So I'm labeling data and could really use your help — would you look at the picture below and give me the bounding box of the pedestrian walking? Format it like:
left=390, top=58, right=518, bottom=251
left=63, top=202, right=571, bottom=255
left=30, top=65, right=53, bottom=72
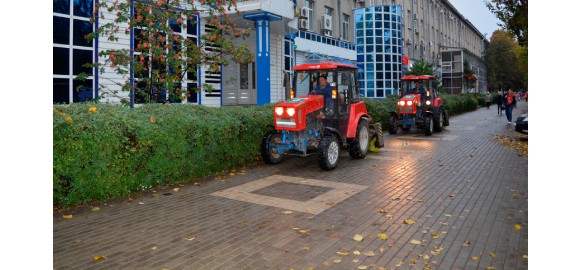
left=524, top=91, right=528, bottom=102
left=496, top=90, right=504, bottom=115
left=485, top=90, right=492, bottom=109
left=504, top=89, right=517, bottom=124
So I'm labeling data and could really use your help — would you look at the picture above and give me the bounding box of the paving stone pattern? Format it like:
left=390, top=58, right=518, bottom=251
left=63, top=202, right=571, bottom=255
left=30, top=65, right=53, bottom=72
left=54, top=102, right=528, bottom=270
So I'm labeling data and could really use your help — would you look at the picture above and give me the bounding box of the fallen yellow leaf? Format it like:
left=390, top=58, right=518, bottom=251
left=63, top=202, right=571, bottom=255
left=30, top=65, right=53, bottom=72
left=353, top=250, right=361, bottom=255
left=303, top=246, right=310, bottom=250
left=395, top=261, right=403, bottom=267
left=379, top=209, right=388, bottom=214
left=337, top=250, right=350, bottom=256
left=63, top=214, right=73, bottom=219
left=149, top=115, right=156, bottom=123
left=298, top=229, right=310, bottom=233
left=184, top=236, right=196, bottom=241
left=489, top=251, right=497, bottom=258
left=420, top=254, right=430, bottom=260
left=282, top=210, right=293, bottom=215
left=93, top=255, right=106, bottom=261
left=363, top=250, right=375, bottom=257
left=353, top=234, right=364, bottom=242
left=357, top=266, right=368, bottom=269
left=514, top=224, right=521, bottom=230
left=91, top=207, right=101, bottom=212
left=410, top=239, right=422, bottom=245
left=403, top=219, right=416, bottom=225
left=352, top=259, right=359, bottom=263
left=377, top=233, right=388, bottom=240
left=471, top=256, right=479, bottom=261
left=333, top=258, right=342, bottom=263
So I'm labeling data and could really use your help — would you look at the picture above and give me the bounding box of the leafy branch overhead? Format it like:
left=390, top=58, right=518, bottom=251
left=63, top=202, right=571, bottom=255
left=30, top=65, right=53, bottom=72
left=83, top=0, right=254, bottom=103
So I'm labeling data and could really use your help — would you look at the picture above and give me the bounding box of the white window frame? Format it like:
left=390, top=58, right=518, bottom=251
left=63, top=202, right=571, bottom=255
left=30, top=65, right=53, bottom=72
left=53, top=0, right=95, bottom=104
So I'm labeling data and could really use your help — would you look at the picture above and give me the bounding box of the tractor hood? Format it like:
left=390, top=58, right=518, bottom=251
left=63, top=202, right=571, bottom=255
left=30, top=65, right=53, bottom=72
left=273, top=95, right=324, bottom=131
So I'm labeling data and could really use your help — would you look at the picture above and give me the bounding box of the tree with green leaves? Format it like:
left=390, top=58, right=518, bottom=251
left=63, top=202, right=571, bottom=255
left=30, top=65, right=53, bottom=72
left=405, top=59, right=435, bottom=76
left=485, top=30, right=524, bottom=91
left=486, top=0, right=528, bottom=46
left=80, top=0, right=253, bottom=106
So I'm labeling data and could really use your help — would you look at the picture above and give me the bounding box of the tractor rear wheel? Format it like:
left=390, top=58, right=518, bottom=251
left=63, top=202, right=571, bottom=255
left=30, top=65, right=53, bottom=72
left=348, top=118, right=370, bottom=159
left=424, top=116, right=433, bottom=136
left=387, top=115, right=398, bottom=134
left=317, top=134, right=339, bottom=170
left=261, top=130, right=283, bottom=164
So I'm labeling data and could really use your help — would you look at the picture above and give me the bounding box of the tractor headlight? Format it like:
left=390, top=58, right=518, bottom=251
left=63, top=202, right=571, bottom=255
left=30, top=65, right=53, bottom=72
left=399, top=100, right=405, bottom=106
left=425, top=100, right=431, bottom=105
left=406, top=100, right=412, bottom=106
left=286, top=107, right=296, bottom=117
left=275, top=107, right=284, bottom=116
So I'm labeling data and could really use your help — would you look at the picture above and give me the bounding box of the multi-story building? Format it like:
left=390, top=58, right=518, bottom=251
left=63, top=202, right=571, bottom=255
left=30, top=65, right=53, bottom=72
left=52, top=0, right=488, bottom=105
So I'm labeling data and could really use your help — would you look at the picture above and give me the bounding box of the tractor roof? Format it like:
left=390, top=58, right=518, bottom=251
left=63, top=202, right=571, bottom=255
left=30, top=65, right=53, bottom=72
left=401, top=75, right=436, bottom=81
left=293, top=62, right=357, bottom=71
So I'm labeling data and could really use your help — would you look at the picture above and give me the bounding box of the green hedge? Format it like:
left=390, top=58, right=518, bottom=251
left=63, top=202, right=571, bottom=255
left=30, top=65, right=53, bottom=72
left=53, top=103, right=273, bottom=208
left=54, top=94, right=483, bottom=208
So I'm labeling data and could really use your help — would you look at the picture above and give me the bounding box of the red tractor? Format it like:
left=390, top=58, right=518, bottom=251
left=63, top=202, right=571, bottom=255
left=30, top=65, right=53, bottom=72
left=261, top=62, right=384, bottom=170
left=386, top=75, right=449, bottom=135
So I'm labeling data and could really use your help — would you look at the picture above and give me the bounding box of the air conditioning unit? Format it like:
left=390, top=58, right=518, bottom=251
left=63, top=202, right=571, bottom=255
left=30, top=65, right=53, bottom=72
left=299, top=18, right=309, bottom=30
left=406, top=38, right=412, bottom=45
left=322, top=29, right=332, bottom=37
left=322, top=14, right=332, bottom=31
left=300, top=7, right=309, bottom=18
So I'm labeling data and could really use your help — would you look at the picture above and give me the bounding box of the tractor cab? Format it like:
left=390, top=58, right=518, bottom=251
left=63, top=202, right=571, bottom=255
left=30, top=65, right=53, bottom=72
left=289, top=62, right=364, bottom=135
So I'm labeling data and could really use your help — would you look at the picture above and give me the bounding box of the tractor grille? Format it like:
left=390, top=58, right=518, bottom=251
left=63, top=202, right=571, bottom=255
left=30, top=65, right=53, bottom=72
left=399, top=107, right=413, bottom=113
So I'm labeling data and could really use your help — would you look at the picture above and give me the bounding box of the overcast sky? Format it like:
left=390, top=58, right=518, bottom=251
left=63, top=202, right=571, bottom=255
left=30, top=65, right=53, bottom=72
left=447, top=0, right=503, bottom=40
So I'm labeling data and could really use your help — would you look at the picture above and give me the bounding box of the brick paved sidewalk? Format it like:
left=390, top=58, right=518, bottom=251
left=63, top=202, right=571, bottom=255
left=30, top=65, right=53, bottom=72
left=54, top=101, right=528, bottom=270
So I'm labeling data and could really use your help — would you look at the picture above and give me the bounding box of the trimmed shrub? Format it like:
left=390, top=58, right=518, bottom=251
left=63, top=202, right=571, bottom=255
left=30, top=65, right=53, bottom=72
left=53, top=103, right=273, bottom=208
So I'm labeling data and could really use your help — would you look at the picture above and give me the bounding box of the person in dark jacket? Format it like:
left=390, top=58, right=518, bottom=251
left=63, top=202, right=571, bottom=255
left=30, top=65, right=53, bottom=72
left=496, top=90, right=504, bottom=114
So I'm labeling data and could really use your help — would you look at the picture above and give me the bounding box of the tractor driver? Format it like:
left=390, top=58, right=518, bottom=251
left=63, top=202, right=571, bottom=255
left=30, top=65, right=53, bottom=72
left=406, top=81, right=426, bottom=97
left=313, top=74, right=333, bottom=112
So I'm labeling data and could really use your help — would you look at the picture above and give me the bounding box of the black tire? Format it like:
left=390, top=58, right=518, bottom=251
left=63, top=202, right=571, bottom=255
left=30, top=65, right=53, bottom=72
left=424, top=116, right=433, bottom=136
left=348, top=118, right=370, bottom=159
left=317, top=134, right=339, bottom=170
left=387, top=115, right=398, bottom=134
left=433, top=107, right=443, bottom=132
left=261, top=130, right=283, bottom=164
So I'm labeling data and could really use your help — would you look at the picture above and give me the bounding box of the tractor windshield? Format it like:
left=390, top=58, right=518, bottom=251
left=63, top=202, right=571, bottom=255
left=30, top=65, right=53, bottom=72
left=294, top=70, right=333, bottom=96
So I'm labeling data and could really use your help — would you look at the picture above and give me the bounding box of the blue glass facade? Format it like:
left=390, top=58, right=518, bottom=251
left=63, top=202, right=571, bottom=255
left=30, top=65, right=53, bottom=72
left=354, top=6, right=403, bottom=98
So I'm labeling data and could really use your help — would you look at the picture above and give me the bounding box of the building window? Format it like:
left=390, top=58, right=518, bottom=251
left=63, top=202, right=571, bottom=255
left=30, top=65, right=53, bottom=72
left=324, top=6, right=334, bottom=34
left=305, top=0, right=314, bottom=31
left=53, top=0, right=94, bottom=104
left=342, top=13, right=350, bottom=40
left=132, top=10, right=199, bottom=104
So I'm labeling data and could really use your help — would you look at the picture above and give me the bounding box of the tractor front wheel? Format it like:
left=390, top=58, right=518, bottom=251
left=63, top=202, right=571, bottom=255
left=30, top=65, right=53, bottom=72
left=261, top=130, right=283, bottom=164
left=424, top=116, right=433, bottom=136
left=317, top=134, right=339, bottom=170
left=387, top=114, right=398, bottom=134
left=348, top=118, right=370, bottom=159
left=433, top=107, right=444, bottom=132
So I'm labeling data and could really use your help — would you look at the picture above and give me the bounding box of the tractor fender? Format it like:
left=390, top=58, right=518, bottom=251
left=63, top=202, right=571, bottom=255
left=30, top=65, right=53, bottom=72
left=346, top=101, right=370, bottom=138
left=433, top=97, right=443, bottom=107
left=346, top=113, right=369, bottom=138
left=321, top=127, right=341, bottom=144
